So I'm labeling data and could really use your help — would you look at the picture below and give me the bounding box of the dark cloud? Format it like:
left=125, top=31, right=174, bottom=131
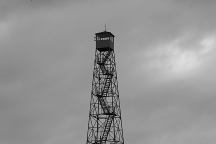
left=0, top=0, right=88, bottom=20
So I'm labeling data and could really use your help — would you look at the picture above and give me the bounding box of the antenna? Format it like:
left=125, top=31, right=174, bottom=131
left=105, top=24, right=107, bottom=31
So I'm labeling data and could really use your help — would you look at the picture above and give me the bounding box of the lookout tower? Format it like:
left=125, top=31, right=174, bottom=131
left=86, top=31, right=125, bottom=144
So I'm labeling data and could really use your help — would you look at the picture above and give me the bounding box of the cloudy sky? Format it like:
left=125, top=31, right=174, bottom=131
left=1, top=0, right=216, bottom=144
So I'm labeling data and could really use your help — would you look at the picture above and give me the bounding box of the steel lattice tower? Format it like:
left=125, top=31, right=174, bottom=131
left=86, top=31, right=124, bottom=144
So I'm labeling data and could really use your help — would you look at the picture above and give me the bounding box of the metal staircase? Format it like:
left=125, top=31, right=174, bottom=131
left=101, top=115, right=115, bottom=143
left=96, top=51, right=115, bottom=143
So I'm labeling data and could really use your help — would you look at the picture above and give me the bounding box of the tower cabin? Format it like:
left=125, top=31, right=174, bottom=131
left=95, top=31, right=114, bottom=51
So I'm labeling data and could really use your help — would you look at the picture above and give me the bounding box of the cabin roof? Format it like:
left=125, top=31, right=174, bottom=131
left=95, top=31, right=115, bottom=37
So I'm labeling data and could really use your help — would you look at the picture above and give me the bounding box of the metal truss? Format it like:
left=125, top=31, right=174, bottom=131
left=86, top=47, right=124, bottom=144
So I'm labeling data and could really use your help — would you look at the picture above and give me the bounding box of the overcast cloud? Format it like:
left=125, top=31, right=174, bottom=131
left=0, top=0, right=216, bottom=144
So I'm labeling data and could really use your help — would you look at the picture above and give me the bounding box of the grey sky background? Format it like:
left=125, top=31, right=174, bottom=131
left=0, top=0, right=216, bottom=144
